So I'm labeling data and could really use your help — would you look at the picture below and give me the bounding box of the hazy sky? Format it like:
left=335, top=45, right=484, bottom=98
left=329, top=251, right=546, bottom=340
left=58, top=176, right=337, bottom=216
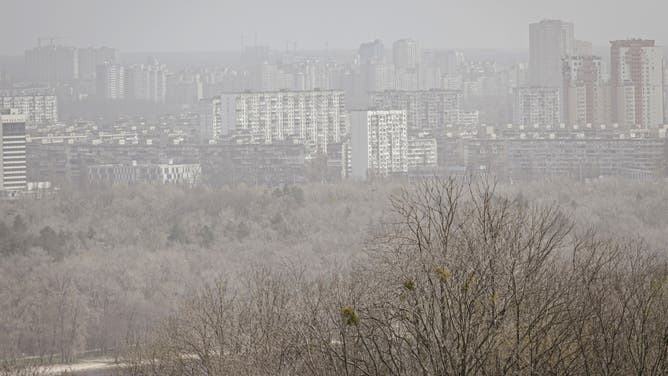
left=1, top=0, right=665, bottom=53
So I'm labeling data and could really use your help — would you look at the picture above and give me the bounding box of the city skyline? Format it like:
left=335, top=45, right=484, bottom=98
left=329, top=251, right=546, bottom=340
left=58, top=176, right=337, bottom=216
left=1, top=0, right=667, bottom=54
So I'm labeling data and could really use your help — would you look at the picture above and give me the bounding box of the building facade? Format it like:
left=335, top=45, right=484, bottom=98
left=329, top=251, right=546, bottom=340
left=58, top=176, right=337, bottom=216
left=369, top=90, right=462, bottom=133
left=393, top=39, right=420, bottom=70
left=24, top=45, right=79, bottom=83
left=0, top=88, right=58, bottom=125
left=529, top=19, right=575, bottom=87
left=218, top=90, right=347, bottom=156
left=78, top=47, right=118, bottom=81
left=0, top=110, right=27, bottom=192
left=513, top=87, right=562, bottom=126
left=610, top=39, right=664, bottom=128
left=350, top=110, right=408, bottom=179
left=125, top=61, right=168, bottom=103
left=87, top=162, right=201, bottom=187
left=96, top=63, right=126, bottom=100
left=562, top=55, right=607, bottom=125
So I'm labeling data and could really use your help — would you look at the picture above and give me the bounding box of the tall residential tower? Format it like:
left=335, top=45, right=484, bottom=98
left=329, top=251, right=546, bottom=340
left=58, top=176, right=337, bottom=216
left=610, top=39, right=664, bottom=128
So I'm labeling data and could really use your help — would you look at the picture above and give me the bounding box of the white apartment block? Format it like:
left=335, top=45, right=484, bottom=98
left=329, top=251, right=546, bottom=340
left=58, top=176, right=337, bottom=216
left=513, top=87, right=561, bottom=126
left=0, top=90, right=58, bottom=125
left=350, top=110, right=408, bottom=180
left=0, top=110, right=27, bottom=192
left=96, top=63, right=125, bottom=100
left=218, top=90, right=347, bottom=156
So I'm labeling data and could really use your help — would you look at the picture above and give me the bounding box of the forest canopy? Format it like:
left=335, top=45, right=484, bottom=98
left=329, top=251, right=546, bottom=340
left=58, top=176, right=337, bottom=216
left=1, top=177, right=667, bottom=375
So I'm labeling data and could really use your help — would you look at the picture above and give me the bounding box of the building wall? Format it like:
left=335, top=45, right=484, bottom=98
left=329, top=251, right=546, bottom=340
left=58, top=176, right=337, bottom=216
left=350, top=110, right=407, bottom=179
left=610, top=40, right=664, bottom=128
left=0, top=113, right=27, bottom=191
left=370, top=90, right=462, bottom=132
left=0, top=94, right=58, bottom=125
left=529, top=19, right=574, bottom=87
left=513, top=87, right=561, bottom=126
left=220, top=90, right=347, bottom=156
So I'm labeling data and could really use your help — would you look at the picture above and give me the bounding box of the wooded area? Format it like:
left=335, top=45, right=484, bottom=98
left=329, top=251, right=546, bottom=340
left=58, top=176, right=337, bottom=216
left=1, top=178, right=667, bottom=375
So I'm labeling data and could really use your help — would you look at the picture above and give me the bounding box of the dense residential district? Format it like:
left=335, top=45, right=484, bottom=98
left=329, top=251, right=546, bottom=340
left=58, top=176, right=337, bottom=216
left=1, top=20, right=668, bottom=197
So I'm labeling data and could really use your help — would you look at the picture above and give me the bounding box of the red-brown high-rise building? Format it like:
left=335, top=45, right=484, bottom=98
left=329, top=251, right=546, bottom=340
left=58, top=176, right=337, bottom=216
left=610, top=39, right=664, bottom=128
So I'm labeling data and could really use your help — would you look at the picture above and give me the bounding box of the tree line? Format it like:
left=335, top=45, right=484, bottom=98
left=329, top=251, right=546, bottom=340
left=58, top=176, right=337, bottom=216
left=125, top=179, right=668, bottom=375
left=1, top=178, right=667, bottom=375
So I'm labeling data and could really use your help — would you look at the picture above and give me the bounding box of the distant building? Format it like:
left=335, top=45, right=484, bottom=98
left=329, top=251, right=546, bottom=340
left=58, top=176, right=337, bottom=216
left=610, top=39, right=664, bottom=128
left=562, top=55, right=607, bottom=125
left=361, top=63, right=396, bottom=92
left=393, top=39, right=420, bottom=70
left=125, top=60, right=168, bottom=103
left=96, top=63, right=125, bottom=100
left=0, top=110, right=27, bottom=192
left=198, top=97, right=222, bottom=144
left=78, top=47, right=118, bottom=81
left=166, top=71, right=202, bottom=105
left=529, top=19, right=575, bottom=87
left=200, top=143, right=305, bottom=186
left=458, top=111, right=480, bottom=127
left=0, top=87, right=58, bottom=125
left=513, top=87, right=561, bottom=126
left=575, top=40, right=593, bottom=56
left=24, top=45, right=79, bottom=83
left=369, top=90, right=462, bottom=132
left=359, top=39, right=385, bottom=65
left=217, top=90, right=347, bottom=156
left=350, top=110, right=407, bottom=180
left=87, top=161, right=201, bottom=187
left=407, top=136, right=437, bottom=174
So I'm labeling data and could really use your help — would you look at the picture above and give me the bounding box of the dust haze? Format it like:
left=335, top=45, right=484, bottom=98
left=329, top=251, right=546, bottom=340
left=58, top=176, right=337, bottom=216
left=1, top=2, right=668, bottom=375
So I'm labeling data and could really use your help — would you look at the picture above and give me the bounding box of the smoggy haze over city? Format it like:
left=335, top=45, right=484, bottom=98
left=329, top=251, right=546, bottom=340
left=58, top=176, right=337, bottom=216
left=1, top=0, right=667, bottom=53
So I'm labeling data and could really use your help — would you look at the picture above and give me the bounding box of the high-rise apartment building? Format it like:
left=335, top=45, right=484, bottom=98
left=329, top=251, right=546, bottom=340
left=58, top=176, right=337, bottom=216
left=359, top=39, right=385, bottom=65
left=125, top=60, right=168, bottom=103
left=25, top=45, right=79, bottom=83
left=96, top=63, right=125, bottom=100
left=0, top=110, right=27, bottom=192
left=562, top=55, right=607, bottom=125
left=513, top=87, right=561, bottom=126
left=350, top=110, right=407, bottom=179
left=610, top=39, right=664, bottom=128
left=529, top=19, right=575, bottom=87
left=393, top=39, right=420, bottom=70
left=78, top=47, right=118, bottom=81
left=218, top=90, right=347, bottom=156
left=407, top=136, right=437, bottom=172
left=369, top=90, right=462, bottom=132
left=198, top=97, right=222, bottom=144
left=361, top=63, right=396, bottom=92
left=166, top=71, right=203, bottom=105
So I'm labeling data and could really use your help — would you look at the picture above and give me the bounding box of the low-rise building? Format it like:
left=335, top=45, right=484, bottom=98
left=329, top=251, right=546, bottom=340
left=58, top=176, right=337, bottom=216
left=87, top=161, right=201, bottom=187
